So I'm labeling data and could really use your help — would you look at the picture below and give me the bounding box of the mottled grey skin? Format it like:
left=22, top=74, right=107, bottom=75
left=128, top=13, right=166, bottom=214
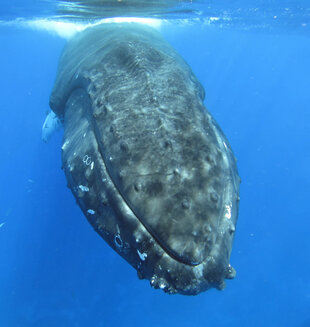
left=50, top=23, right=240, bottom=295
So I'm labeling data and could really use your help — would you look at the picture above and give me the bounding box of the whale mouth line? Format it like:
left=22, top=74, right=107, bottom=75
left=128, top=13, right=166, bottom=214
left=87, top=103, right=199, bottom=267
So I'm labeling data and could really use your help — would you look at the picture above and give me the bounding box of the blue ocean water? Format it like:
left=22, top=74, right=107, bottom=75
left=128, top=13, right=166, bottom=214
left=0, top=1, right=310, bottom=326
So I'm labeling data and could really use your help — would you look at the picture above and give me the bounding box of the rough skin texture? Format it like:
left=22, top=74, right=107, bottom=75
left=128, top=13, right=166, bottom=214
left=50, top=23, right=240, bottom=295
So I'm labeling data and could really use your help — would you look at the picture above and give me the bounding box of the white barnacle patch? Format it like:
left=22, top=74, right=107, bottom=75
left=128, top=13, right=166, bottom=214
left=114, top=234, right=123, bottom=248
left=225, top=204, right=232, bottom=219
left=159, top=281, right=166, bottom=289
left=137, top=250, right=147, bottom=261
left=83, top=154, right=92, bottom=166
left=150, top=275, right=157, bottom=286
left=193, top=264, right=204, bottom=278
left=87, top=209, right=95, bottom=215
left=67, top=163, right=73, bottom=172
left=90, top=161, right=94, bottom=170
left=61, top=140, right=70, bottom=150
left=79, top=185, right=89, bottom=192
left=83, top=132, right=87, bottom=138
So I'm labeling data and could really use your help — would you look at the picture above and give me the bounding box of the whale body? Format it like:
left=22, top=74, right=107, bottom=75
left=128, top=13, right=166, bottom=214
left=49, top=23, right=240, bottom=295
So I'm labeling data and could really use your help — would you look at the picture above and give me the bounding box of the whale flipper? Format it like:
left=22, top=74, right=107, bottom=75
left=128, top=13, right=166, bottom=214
left=42, top=111, right=62, bottom=143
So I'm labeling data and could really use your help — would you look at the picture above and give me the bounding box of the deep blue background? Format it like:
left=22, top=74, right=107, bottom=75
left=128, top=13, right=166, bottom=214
left=0, top=21, right=309, bottom=326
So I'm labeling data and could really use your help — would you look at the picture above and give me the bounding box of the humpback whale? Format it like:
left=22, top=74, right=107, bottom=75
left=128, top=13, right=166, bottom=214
left=49, top=23, right=240, bottom=295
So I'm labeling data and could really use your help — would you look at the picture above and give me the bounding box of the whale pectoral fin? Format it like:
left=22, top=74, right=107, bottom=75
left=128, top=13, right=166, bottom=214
left=42, top=110, right=62, bottom=143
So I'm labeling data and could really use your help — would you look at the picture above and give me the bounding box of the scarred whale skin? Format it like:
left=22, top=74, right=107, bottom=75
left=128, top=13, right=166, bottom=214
left=50, top=23, right=240, bottom=295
